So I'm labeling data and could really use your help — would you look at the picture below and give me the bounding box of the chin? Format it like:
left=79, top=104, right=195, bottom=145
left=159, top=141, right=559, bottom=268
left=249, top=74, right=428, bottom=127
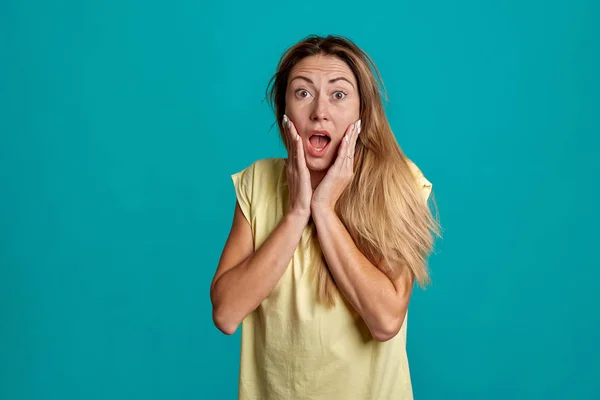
left=305, top=156, right=333, bottom=172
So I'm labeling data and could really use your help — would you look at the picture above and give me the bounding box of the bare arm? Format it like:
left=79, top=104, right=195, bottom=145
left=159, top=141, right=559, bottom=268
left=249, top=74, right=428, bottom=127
left=310, top=120, right=413, bottom=342
left=312, top=207, right=413, bottom=342
left=210, top=203, right=309, bottom=335
left=210, top=115, right=312, bottom=335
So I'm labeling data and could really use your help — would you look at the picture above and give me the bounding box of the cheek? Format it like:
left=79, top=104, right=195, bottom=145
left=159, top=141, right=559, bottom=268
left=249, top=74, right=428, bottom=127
left=341, top=97, right=361, bottom=119
left=285, top=103, right=310, bottom=125
left=295, top=122, right=308, bottom=137
left=335, top=99, right=360, bottom=119
left=334, top=110, right=359, bottom=130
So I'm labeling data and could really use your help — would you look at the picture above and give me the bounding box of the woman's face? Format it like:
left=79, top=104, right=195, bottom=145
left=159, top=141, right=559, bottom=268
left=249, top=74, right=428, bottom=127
left=285, top=54, right=360, bottom=172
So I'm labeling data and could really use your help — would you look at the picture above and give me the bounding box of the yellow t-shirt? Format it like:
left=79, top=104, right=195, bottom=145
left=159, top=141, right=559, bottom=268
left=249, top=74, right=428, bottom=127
left=231, top=158, right=432, bottom=400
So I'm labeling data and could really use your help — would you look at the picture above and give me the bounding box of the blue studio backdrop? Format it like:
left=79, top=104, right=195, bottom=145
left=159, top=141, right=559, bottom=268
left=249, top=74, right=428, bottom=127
left=1, top=0, right=598, bottom=399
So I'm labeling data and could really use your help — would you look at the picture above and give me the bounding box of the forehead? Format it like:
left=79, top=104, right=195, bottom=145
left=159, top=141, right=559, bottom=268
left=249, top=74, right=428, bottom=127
left=289, top=54, right=356, bottom=83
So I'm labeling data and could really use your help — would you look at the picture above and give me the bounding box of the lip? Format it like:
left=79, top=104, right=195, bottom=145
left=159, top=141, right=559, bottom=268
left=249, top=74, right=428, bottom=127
left=309, top=129, right=331, bottom=139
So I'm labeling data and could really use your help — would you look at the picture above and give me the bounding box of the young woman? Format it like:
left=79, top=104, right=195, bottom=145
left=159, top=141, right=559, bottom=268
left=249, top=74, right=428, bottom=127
left=210, top=35, right=441, bottom=400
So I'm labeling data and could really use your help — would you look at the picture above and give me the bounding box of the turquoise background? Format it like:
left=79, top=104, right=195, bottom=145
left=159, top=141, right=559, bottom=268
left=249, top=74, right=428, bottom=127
left=1, top=0, right=598, bottom=398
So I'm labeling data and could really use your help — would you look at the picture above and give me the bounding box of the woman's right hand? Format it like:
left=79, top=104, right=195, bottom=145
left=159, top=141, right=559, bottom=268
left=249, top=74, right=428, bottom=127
left=283, top=115, right=312, bottom=219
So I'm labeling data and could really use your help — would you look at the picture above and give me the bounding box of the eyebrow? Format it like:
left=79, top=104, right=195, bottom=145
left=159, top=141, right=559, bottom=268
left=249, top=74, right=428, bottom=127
left=290, top=75, right=355, bottom=89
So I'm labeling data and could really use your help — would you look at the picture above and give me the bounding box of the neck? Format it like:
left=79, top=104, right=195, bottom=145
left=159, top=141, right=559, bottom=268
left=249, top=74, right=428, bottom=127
left=310, top=170, right=326, bottom=190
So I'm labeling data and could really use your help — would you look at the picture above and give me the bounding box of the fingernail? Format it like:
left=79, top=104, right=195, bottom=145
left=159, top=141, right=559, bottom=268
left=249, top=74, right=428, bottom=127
left=283, top=115, right=288, bottom=126
left=345, top=135, right=349, bottom=143
left=296, top=134, right=300, bottom=141
left=357, top=119, right=362, bottom=134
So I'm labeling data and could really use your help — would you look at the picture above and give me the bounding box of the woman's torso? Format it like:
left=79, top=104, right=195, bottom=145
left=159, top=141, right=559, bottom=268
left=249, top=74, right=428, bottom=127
left=232, top=158, right=414, bottom=400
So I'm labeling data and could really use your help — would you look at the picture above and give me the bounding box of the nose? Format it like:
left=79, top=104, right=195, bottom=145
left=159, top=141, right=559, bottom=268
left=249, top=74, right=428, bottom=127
left=310, top=94, right=330, bottom=122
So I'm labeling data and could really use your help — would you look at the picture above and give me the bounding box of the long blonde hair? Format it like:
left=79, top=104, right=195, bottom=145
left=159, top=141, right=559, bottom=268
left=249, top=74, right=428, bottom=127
left=267, top=35, right=441, bottom=307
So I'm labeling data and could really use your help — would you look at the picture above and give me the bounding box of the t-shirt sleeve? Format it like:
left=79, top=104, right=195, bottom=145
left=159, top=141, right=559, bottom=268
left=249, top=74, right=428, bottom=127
left=418, top=171, right=433, bottom=203
left=231, top=162, right=255, bottom=224
left=407, top=159, right=433, bottom=204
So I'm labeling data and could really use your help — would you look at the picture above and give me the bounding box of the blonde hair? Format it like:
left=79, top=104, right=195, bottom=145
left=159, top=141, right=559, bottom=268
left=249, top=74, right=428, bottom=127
left=267, top=35, right=441, bottom=307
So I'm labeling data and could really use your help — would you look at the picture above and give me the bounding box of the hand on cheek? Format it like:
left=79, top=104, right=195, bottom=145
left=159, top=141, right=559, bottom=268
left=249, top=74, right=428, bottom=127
left=311, top=119, right=361, bottom=212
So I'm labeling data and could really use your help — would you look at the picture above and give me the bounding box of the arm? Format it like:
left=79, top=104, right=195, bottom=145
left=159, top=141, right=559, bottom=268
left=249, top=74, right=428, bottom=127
left=309, top=120, right=413, bottom=342
left=312, top=207, right=413, bottom=342
left=210, top=117, right=312, bottom=335
left=210, top=202, right=310, bottom=335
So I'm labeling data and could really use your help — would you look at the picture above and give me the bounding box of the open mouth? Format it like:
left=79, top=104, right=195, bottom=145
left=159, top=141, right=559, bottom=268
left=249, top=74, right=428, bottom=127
left=308, top=131, right=331, bottom=154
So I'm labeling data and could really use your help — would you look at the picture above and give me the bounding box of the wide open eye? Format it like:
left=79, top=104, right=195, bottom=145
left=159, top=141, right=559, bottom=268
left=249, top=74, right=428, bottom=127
left=295, top=89, right=312, bottom=99
left=333, top=91, right=346, bottom=100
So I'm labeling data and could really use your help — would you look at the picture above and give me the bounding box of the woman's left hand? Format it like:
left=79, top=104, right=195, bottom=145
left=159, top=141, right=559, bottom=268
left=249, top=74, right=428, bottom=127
left=311, top=119, right=361, bottom=213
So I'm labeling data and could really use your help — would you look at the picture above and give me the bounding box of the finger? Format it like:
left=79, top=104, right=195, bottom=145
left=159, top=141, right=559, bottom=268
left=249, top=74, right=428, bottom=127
left=335, top=122, right=355, bottom=169
left=350, top=119, right=361, bottom=162
left=283, top=115, right=297, bottom=159
left=287, top=118, right=306, bottom=167
left=348, top=122, right=358, bottom=167
left=353, top=119, right=361, bottom=145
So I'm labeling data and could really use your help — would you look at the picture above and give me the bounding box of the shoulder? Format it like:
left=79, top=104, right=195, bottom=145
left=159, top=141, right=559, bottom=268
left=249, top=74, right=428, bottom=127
left=232, top=158, right=285, bottom=196
left=406, top=159, right=431, bottom=184
left=405, top=158, right=433, bottom=201
left=251, top=157, right=285, bottom=176
left=230, top=158, right=285, bottom=223
left=233, top=158, right=284, bottom=179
